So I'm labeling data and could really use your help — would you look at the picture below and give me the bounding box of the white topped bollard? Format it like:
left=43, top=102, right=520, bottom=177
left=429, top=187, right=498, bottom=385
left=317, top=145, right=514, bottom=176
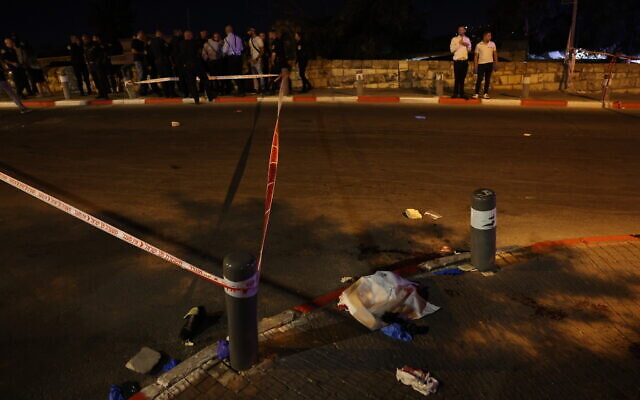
left=435, top=72, right=444, bottom=97
left=59, top=73, right=71, bottom=100
left=470, top=189, right=497, bottom=272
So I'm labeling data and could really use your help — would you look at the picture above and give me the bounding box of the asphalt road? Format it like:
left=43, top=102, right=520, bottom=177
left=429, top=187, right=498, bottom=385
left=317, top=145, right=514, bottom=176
left=1, top=103, right=639, bottom=399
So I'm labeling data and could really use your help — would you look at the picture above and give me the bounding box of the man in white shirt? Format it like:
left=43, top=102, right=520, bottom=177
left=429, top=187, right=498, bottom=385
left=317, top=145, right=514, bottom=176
left=247, top=28, right=265, bottom=93
left=449, top=26, right=472, bottom=99
left=473, top=31, right=499, bottom=99
left=222, top=25, right=244, bottom=95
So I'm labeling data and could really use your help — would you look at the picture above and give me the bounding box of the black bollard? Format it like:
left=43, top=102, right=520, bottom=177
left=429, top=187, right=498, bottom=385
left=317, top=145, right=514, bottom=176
left=470, top=189, right=497, bottom=272
left=223, top=252, right=258, bottom=370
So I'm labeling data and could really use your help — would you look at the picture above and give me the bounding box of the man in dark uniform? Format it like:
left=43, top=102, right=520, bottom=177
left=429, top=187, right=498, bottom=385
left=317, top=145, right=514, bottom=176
left=294, top=32, right=312, bottom=92
left=268, top=30, right=288, bottom=93
left=67, top=35, right=92, bottom=95
left=169, top=29, right=187, bottom=97
left=85, top=35, right=110, bottom=99
left=0, top=54, right=30, bottom=113
left=149, top=30, right=176, bottom=98
left=1, top=38, right=29, bottom=98
left=178, top=30, right=213, bottom=104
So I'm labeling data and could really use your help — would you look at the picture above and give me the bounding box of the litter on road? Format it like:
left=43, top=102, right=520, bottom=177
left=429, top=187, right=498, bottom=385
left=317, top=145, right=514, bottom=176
left=523, top=133, right=532, bottom=136
left=125, top=346, right=161, bottom=374
left=338, top=271, right=440, bottom=330
left=415, top=115, right=427, bottom=119
left=216, top=339, right=230, bottom=360
left=180, top=306, right=205, bottom=344
left=423, top=210, right=442, bottom=220
left=160, top=358, right=180, bottom=372
left=340, top=276, right=355, bottom=283
left=403, top=209, right=423, bottom=219
left=108, top=381, right=140, bottom=400
left=433, top=268, right=464, bottom=275
left=396, top=366, right=439, bottom=396
left=170, top=121, right=181, bottom=127
left=381, top=323, right=413, bottom=341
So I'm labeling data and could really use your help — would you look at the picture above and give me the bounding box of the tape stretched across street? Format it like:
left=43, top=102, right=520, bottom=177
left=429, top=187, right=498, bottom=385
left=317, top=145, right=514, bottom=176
left=135, top=74, right=279, bottom=85
left=0, top=76, right=288, bottom=291
left=0, top=171, right=256, bottom=291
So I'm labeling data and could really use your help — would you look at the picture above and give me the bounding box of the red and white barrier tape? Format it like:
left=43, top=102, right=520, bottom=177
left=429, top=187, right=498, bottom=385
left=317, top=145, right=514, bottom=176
left=135, top=74, right=279, bottom=85
left=256, top=74, right=285, bottom=275
left=0, top=77, right=288, bottom=290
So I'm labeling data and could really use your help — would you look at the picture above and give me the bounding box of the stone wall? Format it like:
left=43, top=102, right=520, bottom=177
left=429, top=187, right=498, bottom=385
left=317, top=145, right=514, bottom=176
left=289, top=59, right=640, bottom=93
left=33, top=58, right=640, bottom=95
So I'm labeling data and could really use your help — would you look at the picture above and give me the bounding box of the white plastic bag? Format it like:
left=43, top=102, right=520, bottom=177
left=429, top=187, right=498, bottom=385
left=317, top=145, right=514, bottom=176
left=338, top=271, right=439, bottom=330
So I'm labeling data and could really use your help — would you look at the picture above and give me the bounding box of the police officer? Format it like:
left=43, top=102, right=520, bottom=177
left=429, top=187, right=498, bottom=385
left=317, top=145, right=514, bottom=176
left=1, top=38, right=29, bottom=98
left=86, top=34, right=110, bottom=99
left=169, top=29, right=188, bottom=97
left=294, top=32, right=312, bottom=93
left=178, top=30, right=213, bottom=104
left=149, top=30, right=176, bottom=98
left=268, top=30, right=288, bottom=93
left=67, top=35, right=92, bottom=96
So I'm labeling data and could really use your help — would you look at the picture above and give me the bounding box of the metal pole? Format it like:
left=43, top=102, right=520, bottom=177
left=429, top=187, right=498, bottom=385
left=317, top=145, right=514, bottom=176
left=355, top=72, right=364, bottom=96
left=470, top=189, right=497, bottom=272
left=59, top=73, right=71, bottom=100
left=435, top=72, right=444, bottom=97
left=281, top=67, right=290, bottom=96
left=223, top=252, right=258, bottom=371
left=562, top=0, right=579, bottom=90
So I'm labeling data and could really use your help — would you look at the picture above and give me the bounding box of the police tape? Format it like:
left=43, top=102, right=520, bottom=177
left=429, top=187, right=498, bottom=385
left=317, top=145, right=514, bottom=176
left=0, top=76, right=288, bottom=291
left=135, top=74, right=279, bottom=85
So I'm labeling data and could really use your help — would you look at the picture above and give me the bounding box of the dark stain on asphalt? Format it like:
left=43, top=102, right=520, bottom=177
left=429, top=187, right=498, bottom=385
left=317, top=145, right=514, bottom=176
left=512, top=295, right=568, bottom=320
left=629, top=343, right=640, bottom=359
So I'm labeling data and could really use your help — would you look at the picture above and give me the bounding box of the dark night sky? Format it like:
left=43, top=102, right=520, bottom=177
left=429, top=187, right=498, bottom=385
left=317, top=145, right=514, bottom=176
left=3, top=0, right=494, bottom=52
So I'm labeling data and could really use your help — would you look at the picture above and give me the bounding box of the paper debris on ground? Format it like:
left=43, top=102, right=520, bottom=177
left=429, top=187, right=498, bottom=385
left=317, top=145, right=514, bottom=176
left=171, top=121, right=181, bottom=127
left=415, top=115, right=427, bottom=119
left=125, top=347, right=161, bottom=374
left=396, top=366, right=439, bottom=396
left=481, top=271, right=496, bottom=277
left=458, top=264, right=477, bottom=272
left=340, top=276, right=355, bottom=283
left=523, top=133, right=532, bottom=136
left=403, top=209, right=423, bottom=219
left=338, top=271, right=440, bottom=330
left=423, top=210, right=442, bottom=220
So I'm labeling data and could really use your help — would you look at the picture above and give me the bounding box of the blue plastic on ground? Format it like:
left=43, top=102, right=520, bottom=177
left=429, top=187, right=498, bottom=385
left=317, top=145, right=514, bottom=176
left=433, top=268, right=464, bottom=275
left=108, top=385, right=125, bottom=400
left=415, top=115, right=427, bottom=119
left=161, top=358, right=181, bottom=372
left=216, top=339, right=230, bottom=359
left=381, top=323, right=413, bottom=341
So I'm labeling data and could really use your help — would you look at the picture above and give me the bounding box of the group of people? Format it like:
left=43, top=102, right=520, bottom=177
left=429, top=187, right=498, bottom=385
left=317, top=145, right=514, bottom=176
left=449, top=26, right=499, bottom=99
left=0, top=35, right=53, bottom=113
left=64, top=25, right=312, bottom=104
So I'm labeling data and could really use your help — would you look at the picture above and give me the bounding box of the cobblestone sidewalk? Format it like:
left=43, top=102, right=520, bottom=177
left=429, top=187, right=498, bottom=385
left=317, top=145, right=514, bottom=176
left=137, top=238, right=640, bottom=400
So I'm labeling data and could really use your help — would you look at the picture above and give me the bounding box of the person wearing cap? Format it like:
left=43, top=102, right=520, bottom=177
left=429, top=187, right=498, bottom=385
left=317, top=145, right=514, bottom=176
left=473, top=31, right=498, bottom=99
left=449, top=26, right=472, bottom=99
left=222, top=25, right=244, bottom=96
left=0, top=55, right=31, bottom=113
left=247, top=28, right=265, bottom=94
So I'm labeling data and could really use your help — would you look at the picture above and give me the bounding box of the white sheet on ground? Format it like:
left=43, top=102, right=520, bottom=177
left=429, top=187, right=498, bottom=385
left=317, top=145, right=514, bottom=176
left=338, top=271, right=440, bottom=330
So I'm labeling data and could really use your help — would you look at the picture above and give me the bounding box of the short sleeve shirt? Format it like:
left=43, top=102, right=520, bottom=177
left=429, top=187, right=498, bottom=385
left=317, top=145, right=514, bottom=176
left=475, top=41, right=496, bottom=64
left=249, top=36, right=264, bottom=61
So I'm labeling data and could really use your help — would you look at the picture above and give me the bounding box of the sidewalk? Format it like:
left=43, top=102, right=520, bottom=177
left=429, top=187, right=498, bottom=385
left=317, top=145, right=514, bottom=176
left=2, top=88, right=639, bottom=109
left=136, top=236, right=640, bottom=399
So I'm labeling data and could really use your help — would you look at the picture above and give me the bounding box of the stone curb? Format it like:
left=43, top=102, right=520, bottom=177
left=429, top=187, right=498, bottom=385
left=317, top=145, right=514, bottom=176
left=2, top=96, right=634, bottom=109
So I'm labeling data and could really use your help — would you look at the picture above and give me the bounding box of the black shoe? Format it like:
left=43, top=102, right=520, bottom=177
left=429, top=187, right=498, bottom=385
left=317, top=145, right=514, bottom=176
left=451, top=94, right=459, bottom=99
left=461, top=94, right=469, bottom=100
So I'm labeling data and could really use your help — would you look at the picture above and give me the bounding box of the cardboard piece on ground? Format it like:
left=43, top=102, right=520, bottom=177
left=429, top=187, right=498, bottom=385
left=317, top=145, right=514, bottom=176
left=125, top=347, right=162, bottom=374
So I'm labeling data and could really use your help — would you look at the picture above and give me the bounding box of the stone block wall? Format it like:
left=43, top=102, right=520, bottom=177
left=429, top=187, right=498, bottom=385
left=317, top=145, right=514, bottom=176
left=289, top=59, right=640, bottom=93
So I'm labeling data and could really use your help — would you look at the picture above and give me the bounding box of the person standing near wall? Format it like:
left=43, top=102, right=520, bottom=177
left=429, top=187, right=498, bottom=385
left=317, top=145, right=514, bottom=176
left=0, top=55, right=31, bottom=113
left=149, top=30, right=176, bottom=98
left=473, top=31, right=498, bottom=99
left=131, top=31, right=149, bottom=96
left=203, top=32, right=223, bottom=95
left=449, top=26, right=472, bottom=99
left=1, top=38, right=29, bottom=99
left=294, top=32, right=312, bottom=93
left=86, top=34, right=110, bottom=99
left=222, top=25, right=244, bottom=96
left=247, top=28, right=265, bottom=94
left=68, top=35, right=92, bottom=95
left=178, top=30, right=214, bottom=104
